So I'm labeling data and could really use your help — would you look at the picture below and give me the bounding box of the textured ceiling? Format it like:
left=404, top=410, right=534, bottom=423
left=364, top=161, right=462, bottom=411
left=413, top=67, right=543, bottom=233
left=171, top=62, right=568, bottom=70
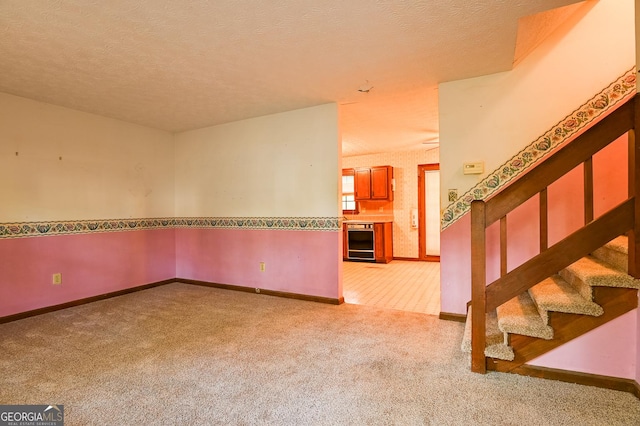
left=0, top=0, right=583, bottom=156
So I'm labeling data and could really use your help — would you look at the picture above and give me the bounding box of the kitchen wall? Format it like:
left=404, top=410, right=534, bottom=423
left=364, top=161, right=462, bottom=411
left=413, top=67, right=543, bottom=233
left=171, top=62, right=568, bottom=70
left=174, top=104, right=343, bottom=299
left=0, top=92, right=176, bottom=317
left=343, top=147, right=439, bottom=258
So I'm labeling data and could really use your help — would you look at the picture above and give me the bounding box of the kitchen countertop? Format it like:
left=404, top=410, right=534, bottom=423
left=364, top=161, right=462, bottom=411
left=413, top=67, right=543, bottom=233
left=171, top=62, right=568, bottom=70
left=343, top=219, right=393, bottom=224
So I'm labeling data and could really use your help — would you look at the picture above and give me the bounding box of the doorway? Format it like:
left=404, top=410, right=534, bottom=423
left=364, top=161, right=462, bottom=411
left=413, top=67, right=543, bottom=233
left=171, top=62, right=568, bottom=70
left=418, top=164, right=440, bottom=261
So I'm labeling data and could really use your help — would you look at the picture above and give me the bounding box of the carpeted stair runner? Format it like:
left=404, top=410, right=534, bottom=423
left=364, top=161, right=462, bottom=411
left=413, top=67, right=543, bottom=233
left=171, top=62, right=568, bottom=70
left=462, top=235, right=639, bottom=362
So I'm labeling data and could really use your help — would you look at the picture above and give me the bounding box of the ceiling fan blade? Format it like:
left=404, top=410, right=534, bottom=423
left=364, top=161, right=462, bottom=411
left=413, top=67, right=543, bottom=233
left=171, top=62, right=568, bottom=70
left=422, top=135, right=439, bottom=144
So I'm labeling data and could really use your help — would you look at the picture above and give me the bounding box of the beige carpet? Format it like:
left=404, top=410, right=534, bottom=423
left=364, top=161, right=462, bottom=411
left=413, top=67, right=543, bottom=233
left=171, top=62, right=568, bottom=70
left=1, top=283, right=639, bottom=425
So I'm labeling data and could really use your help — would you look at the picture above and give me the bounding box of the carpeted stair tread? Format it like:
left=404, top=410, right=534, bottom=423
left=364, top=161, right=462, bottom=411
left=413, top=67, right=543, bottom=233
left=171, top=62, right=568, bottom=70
left=461, top=307, right=514, bottom=361
left=496, top=293, right=553, bottom=340
left=528, top=275, right=603, bottom=324
left=564, top=255, right=640, bottom=290
left=604, top=235, right=628, bottom=254
left=558, top=268, right=592, bottom=301
left=592, top=235, right=628, bottom=272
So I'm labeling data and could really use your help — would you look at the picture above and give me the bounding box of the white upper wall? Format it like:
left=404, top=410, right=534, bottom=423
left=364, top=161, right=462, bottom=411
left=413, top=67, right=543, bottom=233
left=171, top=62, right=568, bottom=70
left=438, top=0, right=635, bottom=208
left=174, top=103, right=340, bottom=217
left=0, top=92, right=175, bottom=222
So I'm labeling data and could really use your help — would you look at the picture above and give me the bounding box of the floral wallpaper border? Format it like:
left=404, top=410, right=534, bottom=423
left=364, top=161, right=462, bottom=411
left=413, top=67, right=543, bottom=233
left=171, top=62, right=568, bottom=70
left=441, top=67, right=637, bottom=231
left=0, top=217, right=341, bottom=239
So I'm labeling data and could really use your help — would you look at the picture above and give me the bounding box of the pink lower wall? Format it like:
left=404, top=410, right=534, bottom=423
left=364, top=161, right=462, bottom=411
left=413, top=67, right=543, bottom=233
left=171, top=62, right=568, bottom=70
left=1, top=226, right=343, bottom=318
left=175, top=228, right=342, bottom=299
left=530, top=311, right=638, bottom=379
left=0, top=229, right=176, bottom=317
left=440, top=214, right=471, bottom=315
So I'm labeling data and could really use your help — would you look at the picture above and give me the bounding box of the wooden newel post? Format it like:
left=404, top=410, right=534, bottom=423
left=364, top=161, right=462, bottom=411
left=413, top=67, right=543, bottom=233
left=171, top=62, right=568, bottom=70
left=470, top=200, right=487, bottom=373
left=629, top=94, right=640, bottom=278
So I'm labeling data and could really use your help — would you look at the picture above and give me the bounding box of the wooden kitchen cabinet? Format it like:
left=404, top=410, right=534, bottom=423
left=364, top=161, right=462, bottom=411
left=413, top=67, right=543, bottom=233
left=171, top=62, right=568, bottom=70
left=354, top=168, right=371, bottom=200
left=354, top=165, right=393, bottom=201
left=374, top=222, right=393, bottom=263
left=371, top=166, right=392, bottom=200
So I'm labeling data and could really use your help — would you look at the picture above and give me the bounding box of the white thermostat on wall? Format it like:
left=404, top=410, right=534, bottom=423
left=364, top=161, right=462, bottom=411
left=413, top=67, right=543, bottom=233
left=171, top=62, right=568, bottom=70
left=463, top=162, right=484, bottom=175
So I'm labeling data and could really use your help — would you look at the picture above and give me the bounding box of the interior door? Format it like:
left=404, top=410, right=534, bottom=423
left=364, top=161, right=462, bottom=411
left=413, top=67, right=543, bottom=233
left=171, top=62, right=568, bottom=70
left=418, top=164, right=440, bottom=261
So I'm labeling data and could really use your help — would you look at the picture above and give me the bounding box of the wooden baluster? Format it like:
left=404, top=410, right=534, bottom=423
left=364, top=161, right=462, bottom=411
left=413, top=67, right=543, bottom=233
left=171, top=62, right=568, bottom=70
left=540, top=189, right=548, bottom=252
left=629, top=95, right=640, bottom=278
left=584, top=157, right=594, bottom=224
left=471, top=200, right=487, bottom=373
left=500, top=216, right=507, bottom=277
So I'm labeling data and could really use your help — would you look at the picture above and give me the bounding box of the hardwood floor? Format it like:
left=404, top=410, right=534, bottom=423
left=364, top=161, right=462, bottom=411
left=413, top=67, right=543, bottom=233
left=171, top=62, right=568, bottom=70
left=342, top=260, right=440, bottom=315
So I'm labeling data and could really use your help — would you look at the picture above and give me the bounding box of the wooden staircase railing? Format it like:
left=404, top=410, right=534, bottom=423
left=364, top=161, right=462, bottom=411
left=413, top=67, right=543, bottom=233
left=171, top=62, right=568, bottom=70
left=470, top=93, right=640, bottom=374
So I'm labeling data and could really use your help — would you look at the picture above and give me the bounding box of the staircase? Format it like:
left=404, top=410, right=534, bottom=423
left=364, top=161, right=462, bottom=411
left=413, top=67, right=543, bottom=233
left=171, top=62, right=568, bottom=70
left=464, top=93, right=640, bottom=376
left=462, top=235, right=639, bottom=371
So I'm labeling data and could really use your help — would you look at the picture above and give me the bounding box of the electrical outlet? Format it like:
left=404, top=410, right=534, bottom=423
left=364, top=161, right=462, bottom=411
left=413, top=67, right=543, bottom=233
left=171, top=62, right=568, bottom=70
left=259, top=262, right=266, bottom=272
left=52, top=273, right=62, bottom=285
